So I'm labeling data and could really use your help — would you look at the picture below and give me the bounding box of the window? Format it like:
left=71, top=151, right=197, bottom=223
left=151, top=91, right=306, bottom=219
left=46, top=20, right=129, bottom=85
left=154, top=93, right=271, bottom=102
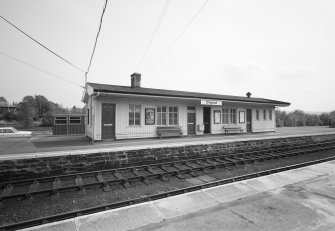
left=256, top=110, right=259, bottom=120
left=263, top=110, right=267, bottom=120
left=222, top=108, right=229, bottom=124
left=169, top=107, right=178, bottom=125
left=269, top=110, right=272, bottom=120
left=55, top=116, right=67, bottom=125
left=87, top=109, right=89, bottom=124
left=157, top=106, right=167, bottom=125
left=4, top=129, right=14, bottom=133
left=69, top=116, right=81, bottom=125
left=90, top=106, right=93, bottom=125
left=129, top=105, right=141, bottom=126
left=239, top=111, right=245, bottom=123
left=230, top=109, right=237, bottom=124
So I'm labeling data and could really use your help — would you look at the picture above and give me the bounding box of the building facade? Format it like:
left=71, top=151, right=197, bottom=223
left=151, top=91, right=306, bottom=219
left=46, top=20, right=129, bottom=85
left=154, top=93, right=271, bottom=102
left=82, top=73, right=290, bottom=141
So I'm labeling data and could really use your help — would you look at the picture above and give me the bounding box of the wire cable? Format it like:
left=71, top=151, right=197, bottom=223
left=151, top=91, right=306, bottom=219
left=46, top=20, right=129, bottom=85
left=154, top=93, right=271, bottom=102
left=136, top=0, right=171, bottom=71
left=152, top=0, right=209, bottom=68
left=0, top=51, right=84, bottom=88
left=0, top=15, right=86, bottom=74
left=85, top=0, right=109, bottom=79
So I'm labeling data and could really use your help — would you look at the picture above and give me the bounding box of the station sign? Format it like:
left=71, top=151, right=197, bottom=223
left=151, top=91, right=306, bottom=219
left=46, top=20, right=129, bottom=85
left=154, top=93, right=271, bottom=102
left=201, top=99, right=222, bottom=106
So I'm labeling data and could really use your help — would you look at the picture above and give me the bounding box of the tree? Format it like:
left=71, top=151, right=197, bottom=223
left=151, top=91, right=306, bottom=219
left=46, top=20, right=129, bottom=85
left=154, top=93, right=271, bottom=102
left=0, top=96, right=8, bottom=103
left=330, top=111, right=335, bottom=128
left=35, top=95, right=51, bottom=121
left=319, top=113, right=330, bottom=126
left=18, top=96, right=38, bottom=127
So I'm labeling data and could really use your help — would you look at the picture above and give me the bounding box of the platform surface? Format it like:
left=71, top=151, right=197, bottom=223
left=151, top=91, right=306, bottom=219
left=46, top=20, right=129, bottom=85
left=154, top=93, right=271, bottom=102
left=1, top=126, right=335, bottom=160
left=21, top=160, right=335, bottom=231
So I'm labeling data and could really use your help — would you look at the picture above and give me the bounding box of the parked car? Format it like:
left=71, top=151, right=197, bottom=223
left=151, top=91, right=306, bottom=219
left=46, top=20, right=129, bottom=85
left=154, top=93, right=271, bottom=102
left=0, top=127, right=32, bottom=137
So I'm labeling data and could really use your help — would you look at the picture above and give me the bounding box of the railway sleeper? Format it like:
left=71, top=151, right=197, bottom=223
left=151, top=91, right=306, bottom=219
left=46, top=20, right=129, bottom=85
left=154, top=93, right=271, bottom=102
left=52, top=178, right=61, bottom=191
left=27, top=180, right=40, bottom=194
left=175, top=171, right=187, bottom=179
left=78, top=187, right=87, bottom=196
left=22, top=193, right=34, bottom=205
left=0, top=184, right=13, bottom=198
left=50, top=190, right=60, bottom=201
left=159, top=173, right=170, bottom=182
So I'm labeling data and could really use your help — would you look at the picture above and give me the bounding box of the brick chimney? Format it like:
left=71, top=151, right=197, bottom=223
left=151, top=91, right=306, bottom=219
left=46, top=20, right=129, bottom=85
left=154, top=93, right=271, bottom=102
left=131, top=72, right=141, bottom=88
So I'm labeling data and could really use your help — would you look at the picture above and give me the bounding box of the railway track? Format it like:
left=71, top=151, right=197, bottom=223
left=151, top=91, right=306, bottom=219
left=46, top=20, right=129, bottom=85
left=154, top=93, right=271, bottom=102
left=0, top=141, right=335, bottom=231
left=1, top=140, right=335, bottom=203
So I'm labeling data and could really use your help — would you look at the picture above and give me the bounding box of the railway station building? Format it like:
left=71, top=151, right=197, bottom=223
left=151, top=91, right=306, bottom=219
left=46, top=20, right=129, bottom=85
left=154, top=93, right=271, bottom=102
left=82, top=73, right=290, bottom=141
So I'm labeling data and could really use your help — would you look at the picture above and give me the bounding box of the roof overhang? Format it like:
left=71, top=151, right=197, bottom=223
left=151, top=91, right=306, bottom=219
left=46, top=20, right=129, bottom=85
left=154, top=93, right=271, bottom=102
left=95, top=91, right=290, bottom=107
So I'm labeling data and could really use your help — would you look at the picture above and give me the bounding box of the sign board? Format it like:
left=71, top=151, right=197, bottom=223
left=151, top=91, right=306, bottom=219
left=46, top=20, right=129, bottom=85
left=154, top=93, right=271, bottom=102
left=145, top=108, right=155, bottom=125
left=201, top=99, right=222, bottom=106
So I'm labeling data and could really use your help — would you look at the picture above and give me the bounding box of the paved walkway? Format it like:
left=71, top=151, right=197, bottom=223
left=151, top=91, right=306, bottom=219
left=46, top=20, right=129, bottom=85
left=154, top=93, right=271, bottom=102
left=22, top=160, right=335, bottom=231
left=1, top=126, right=335, bottom=160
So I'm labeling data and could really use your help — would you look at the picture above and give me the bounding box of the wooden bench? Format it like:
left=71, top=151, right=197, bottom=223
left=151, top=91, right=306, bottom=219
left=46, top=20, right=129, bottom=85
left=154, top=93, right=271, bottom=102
left=223, top=125, right=243, bottom=134
left=156, top=126, right=183, bottom=138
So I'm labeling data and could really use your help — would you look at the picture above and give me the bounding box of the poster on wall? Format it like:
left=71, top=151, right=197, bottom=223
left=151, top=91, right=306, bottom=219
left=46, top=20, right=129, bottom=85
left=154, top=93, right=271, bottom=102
left=239, top=111, right=245, bottom=123
left=145, top=108, right=155, bottom=125
left=214, top=110, right=221, bottom=124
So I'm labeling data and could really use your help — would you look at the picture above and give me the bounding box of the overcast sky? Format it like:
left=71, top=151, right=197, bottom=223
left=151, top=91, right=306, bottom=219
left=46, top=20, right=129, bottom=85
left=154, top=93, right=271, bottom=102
left=0, top=0, right=334, bottom=111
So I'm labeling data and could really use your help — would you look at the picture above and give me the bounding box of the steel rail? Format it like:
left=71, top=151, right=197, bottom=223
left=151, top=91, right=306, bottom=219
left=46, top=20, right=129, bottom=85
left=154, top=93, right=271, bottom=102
left=1, top=140, right=335, bottom=202
left=1, top=155, right=335, bottom=231
left=2, top=140, right=333, bottom=186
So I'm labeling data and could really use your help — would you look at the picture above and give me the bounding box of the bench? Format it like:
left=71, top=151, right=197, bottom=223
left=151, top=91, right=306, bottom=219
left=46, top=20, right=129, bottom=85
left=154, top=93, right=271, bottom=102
left=223, top=125, right=243, bottom=134
left=156, top=126, right=183, bottom=138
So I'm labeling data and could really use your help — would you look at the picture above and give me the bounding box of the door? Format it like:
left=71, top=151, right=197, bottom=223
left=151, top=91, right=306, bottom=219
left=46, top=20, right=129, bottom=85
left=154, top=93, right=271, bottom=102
left=101, top=103, right=115, bottom=139
left=187, top=107, right=196, bottom=135
left=203, top=107, right=211, bottom=134
left=246, top=109, right=252, bottom=133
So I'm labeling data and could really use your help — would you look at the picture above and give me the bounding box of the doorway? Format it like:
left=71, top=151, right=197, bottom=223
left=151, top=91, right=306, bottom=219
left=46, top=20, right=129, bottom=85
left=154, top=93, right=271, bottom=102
left=246, top=109, right=252, bottom=133
left=203, top=107, right=211, bottom=134
left=187, top=107, right=196, bottom=135
left=101, top=103, right=116, bottom=139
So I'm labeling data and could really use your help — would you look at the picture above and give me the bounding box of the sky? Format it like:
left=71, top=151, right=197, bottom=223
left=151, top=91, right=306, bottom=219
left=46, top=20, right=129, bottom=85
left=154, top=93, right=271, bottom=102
left=0, top=0, right=334, bottom=112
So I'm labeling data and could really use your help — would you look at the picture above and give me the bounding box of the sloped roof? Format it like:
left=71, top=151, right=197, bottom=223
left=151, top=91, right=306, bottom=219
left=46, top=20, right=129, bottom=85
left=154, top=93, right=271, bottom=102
left=87, top=82, right=290, bottom=106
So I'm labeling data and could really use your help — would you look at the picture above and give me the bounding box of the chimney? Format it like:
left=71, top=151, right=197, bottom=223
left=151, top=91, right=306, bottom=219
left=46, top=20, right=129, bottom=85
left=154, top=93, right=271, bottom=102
left=246, top=92, right=251, bottom=98
left=131, top=72, right=141, bottom=88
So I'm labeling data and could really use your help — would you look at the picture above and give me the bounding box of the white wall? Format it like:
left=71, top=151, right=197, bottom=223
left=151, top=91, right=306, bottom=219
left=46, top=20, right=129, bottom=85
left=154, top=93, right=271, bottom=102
left=252, top=107, right=276, bottom=132
left=86, top=94, right=277, bottom=140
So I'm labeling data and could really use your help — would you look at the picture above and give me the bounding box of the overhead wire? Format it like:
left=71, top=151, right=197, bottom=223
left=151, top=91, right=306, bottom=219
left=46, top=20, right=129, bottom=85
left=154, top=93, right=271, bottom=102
left=152, top=0, right=209, bottom=68
left=0, top=15, right=86, bottom=74
left=0, top=51, right=84, bottom=89
left=136, top=0, right=171, bottom=72
left=85, top=0, right=109, bottom=83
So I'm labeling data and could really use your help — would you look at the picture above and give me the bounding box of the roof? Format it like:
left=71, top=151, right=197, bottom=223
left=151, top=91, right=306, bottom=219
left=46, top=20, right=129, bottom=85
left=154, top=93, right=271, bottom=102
left=87, top=82, right=290, bottom=106
left=0, top=102, right=17, bottom=108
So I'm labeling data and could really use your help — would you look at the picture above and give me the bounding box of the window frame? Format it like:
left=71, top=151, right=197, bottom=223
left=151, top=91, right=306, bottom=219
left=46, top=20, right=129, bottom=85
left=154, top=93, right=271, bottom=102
left=214, top=110, right=221, bottom=124
left=239, top=111, right=245, bottom=123
left=263, top=110, right=267, bottom=120
left=129, top=104, right=141, bottom=126
left=256, top=109, right=259, bottom=121
left=54, top=116, right=67, bottom=125
left=157, top=106, right=167, bottom=125
left=222, top=108, right=229, bottom=124
left=69, top=116, right=81, bottom=125
left=230, top=108, right=237, bottom=124
left=269, top=110, right=272, bottom=120
left=168, top=106, right=178, bottom=125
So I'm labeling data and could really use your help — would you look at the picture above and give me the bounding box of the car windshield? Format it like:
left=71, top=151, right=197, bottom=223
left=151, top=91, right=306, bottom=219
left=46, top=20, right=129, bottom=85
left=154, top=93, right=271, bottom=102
left=11, top=128, right=18, bottom=133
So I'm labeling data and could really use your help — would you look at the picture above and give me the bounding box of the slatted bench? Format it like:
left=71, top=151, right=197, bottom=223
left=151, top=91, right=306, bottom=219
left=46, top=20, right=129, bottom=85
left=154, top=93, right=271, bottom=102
left=156, top=126, right=183, bottom=138
left=223, top=125, right=243, bottom=134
